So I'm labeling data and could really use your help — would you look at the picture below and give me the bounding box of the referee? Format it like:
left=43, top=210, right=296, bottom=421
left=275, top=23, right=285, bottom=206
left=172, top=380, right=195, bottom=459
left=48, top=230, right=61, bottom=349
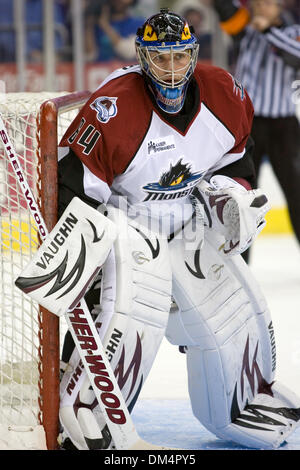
left=213, top=0, right=300, bottom=262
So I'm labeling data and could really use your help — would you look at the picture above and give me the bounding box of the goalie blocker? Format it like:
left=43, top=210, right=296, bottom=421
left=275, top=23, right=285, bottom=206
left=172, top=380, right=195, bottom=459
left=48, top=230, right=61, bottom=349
left=15, top=197, right=118, bottom=316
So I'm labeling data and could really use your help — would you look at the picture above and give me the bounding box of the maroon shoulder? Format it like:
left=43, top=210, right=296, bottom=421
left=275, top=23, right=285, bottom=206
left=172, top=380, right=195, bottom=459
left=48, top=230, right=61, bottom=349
left=60, top=69, right=153, bottom=186
left=194, top=63, right=254, bottom=151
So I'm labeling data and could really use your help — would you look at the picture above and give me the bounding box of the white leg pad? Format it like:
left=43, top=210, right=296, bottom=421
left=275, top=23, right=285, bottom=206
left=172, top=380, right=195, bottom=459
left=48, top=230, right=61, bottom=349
left=59, top=206, right=172, bottom=449
left=166, top=224, right=300, bottom=448
left=218, top=381, right=300, bottom=449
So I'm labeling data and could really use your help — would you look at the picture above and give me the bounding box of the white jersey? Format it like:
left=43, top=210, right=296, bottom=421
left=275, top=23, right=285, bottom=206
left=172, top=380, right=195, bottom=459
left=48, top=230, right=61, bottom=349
left=59, top=63, right=254, bottom=235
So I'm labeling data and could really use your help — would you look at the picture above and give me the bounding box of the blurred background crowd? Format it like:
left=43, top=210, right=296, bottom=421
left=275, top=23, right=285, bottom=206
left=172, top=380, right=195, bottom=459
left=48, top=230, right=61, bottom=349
left=0, top=0, right=221, bottom=66
left=0, top=0, right=299, bottom=92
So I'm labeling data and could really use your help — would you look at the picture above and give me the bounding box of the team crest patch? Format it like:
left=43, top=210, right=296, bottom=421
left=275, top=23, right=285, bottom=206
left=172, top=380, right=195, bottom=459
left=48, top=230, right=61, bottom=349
left=142, top=159, right=205, bottom=201
left=90, top=96, right=118, bottom=123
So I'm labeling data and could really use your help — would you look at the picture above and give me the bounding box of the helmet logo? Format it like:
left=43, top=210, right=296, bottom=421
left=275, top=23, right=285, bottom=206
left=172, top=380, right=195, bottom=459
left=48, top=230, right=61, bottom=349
left=182, top=24, right=191, bottom=40
left=141, top=17, right=192, bottom=42
left=143, top=24, right=158, bottom=41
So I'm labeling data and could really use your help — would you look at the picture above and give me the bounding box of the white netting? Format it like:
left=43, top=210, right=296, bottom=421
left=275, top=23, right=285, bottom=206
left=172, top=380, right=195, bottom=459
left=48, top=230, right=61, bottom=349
left=0, top=92, right=85, bottom=447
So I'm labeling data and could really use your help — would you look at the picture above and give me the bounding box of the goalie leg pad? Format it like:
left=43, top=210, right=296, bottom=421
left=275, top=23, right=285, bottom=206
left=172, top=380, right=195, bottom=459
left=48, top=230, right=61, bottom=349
left=59, top=311, right=165, bottom=450
left=166, top=224, right=300, bottom=448
left=218, top=381, right=300, bottom=449
left=59, top=206, right=172, bottom=449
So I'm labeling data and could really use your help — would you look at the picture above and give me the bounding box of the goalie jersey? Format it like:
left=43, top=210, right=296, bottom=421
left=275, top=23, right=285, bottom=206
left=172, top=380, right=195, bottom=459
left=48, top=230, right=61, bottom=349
left=58, top=63, right=255, bottom=234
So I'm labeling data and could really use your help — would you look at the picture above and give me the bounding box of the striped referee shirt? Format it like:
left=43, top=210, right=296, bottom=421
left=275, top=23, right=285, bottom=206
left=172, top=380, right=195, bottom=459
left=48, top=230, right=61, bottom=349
left=235, top=23, right=300, bottom=117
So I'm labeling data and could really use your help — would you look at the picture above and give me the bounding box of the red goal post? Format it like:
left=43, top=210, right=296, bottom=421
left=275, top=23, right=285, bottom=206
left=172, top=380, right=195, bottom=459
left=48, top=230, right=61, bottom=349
left=0, top=91, right=91, bottom=450
left=39, top=91, right=92, bottom=450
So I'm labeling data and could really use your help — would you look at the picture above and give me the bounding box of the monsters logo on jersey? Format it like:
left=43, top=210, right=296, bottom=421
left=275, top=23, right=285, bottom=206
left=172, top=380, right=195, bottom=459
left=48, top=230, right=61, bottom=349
left=90, top=96, right=118, bottom=123
left=142, top=159, right=205, bottom=201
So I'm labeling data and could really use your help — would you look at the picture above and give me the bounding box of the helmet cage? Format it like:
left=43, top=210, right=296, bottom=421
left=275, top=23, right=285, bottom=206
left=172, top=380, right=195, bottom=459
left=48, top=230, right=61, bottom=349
left=136, top=40, right=199, bottom=90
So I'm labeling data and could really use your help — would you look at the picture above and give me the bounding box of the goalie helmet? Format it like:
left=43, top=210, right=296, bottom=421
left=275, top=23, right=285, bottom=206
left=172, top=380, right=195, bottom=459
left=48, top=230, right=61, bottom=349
left=136, top=8, right=199, bottom=114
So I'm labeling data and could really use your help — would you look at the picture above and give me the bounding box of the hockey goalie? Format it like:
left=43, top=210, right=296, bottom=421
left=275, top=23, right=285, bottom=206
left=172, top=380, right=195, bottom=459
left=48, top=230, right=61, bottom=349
left=20, top=8, right=300, bottom=449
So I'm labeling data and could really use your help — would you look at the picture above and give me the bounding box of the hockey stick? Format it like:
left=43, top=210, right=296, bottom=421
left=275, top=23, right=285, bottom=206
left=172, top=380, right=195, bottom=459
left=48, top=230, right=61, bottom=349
left=0, top=113, right=173, bottom=451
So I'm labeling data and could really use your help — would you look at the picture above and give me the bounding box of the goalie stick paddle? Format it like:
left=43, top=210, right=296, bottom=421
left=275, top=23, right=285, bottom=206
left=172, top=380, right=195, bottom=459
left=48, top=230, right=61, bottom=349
left=0, top=113, right=174, bottom=451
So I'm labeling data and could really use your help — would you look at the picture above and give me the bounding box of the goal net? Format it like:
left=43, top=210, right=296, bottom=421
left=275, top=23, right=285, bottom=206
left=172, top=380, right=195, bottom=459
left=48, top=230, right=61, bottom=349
left=0, top=91, right=91, bottom=449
